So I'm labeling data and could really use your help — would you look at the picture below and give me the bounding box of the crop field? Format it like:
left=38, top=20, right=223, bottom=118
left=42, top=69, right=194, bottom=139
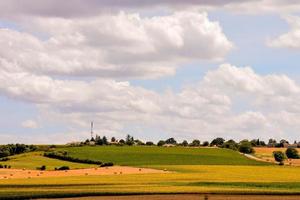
left=0, top=146, right=300, bottom=199
left=57, top=146, right=268, bottom=166
left=0, top=152, right=95, bottom=170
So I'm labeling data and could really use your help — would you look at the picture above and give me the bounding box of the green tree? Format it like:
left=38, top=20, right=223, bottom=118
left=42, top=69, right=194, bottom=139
left=182, top=140, right=188, bottom=147
left=286, top=148, right=299, bottom=159
left=125, top=134, right=134, bottom=146
left=273, top=151, right=285, bottom=165
left=157, top=140, right=165, bottom=146
left=102, top=136, right=108, bottom=145
left=202, top=141, right=209, bottom=146
left=238, top=141, right=254, bottom=154
left=190, top=139, right=200, bottom=147
left=210, top=137, right=225, bottom=146
left=165, top=138, right=177, bottom=145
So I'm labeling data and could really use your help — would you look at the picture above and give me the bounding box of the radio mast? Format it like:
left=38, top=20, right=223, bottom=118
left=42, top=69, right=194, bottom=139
left=90, top=121, right=94, bottom=140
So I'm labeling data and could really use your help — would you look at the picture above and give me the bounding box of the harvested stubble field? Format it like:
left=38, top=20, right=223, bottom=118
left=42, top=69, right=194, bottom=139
left=0, top=146, right=300, bottom=199
left=254, top=147, right=300, bottom=166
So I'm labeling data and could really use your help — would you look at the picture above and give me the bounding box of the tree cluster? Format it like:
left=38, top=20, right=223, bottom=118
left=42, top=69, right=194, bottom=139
left=0, top=144, right=37, bottom=158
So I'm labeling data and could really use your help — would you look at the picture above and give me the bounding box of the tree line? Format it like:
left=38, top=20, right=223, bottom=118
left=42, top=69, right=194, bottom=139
left=0, top=144, right=37, bottom=158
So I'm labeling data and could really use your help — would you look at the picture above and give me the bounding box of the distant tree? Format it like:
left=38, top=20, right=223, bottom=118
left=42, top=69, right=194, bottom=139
left=278, top=139, right=289, bottom=147
left=157, top=140, right=166, bottom=146
left=182, top=140, right=188, bottom=147
left=119, top=139, right=125, bottom=145
left=134, top=140, right=145, bottom=145
left=268, top=139, right=275, bottom=147
left=111, top=137, right=116, bottom=143
left=259, top=141, right=266, bottom=146
left=125, top=134, right=134, bottom=146
left=222, top=139, right=238, bottom=151
left=84, top=139, right=90, bottom=145
left=210, top=138, right=225, bottom=147
left=273, top=151, right=285, bottom=165
left=202, top=141, right=209, bottom=147
left=145, top=141, right=154, bottom=146
left=286, top=148, right=299, bottom=159
left=165, top=138, right=177, bottom=145
left=238, top=141, right=254, bottom=154
left=95, top=135, right=103, bottom=145
left=190, top=139, right=200, bottom=147
left=0, top=150, right=10, bottom=158
left=102, top=136, right=108, bottom=145
left=90, top=137, right=95, bottom=142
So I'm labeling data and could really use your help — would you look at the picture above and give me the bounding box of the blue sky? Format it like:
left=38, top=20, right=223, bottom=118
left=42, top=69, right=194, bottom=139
left=1, top=1, right=300, bottom=144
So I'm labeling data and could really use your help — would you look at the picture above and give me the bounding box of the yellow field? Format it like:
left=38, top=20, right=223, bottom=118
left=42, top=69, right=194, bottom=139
left=254, top=147, right=300, bottom=165
left=1, top=165, right=300, bottom=198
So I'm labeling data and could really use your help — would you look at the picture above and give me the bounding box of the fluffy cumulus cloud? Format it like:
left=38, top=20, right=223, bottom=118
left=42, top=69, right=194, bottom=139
left=0, top=11, right=232, bottom=79
left=1, top=62, right=300, bottom=142
left=268, top=15, right=300, bottom=49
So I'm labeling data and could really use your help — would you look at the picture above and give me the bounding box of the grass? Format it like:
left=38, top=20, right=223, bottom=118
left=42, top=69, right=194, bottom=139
left=0, top=152, right=95, bottom=170
left=1, top=146, right=299, bottom=199
left=58, top=146, right=268, bottom=166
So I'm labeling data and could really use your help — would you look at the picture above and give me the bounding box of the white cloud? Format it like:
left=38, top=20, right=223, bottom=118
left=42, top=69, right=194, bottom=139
left=225, top=0, right=300, bottom=15
left=2, top=63, right=300, bottom=142
left=0, top=11, right=232, bottom=79
left=21, top=120, right=39, bottom=129
left=0, top=0, right=253, bottom=18
left=268, top=15, right=300, bottom=49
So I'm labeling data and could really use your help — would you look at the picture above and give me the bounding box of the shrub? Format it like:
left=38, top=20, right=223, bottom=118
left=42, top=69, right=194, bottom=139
left=157, top=140, right=165, bottom=146
left=44, top=152, right=103, bottom=165
left=0, top=157, right=9, bottom=161
left=37, top=165, right=46, bottom=170
left=273, top=151, right=285, bottom=165
left=202, top=141, right=209, bottom=146
left=145, top=141, right=154, bottom=146
left=56, top=166, right=70, bottom=170
left=0, top=164, right=2, bottom=168
left=222, top=140, right=238, bottom=151
left=210, top=138, right=225, bottom=147
left=286, top=148, right=299, bottom=159
left=100, top=162, right=114, bottom=167
left=238, top=141, right=255, bottom=154
left=190, top=140, right=200, bottom=147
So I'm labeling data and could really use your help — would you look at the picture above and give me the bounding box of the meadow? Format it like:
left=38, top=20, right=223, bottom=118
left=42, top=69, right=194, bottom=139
left=0, top=146, right=300, bottom=199
left=58, top=146, right=267, bottom=166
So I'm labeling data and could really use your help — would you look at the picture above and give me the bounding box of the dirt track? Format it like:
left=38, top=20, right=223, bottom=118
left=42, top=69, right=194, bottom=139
left=0, top=166, right=167, bottom=179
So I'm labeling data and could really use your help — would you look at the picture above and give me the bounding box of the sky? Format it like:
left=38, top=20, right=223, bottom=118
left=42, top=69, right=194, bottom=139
left=2, top=0, right=300, bottom=144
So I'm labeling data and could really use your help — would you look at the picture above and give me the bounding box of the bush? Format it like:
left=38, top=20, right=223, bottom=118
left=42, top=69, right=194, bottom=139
left=56, top=166, right=70, bottom=170
left=190, top=140, right=200, bottom=147
left=0, top=157, right=9, bottom=161
left=145, top=141, right=154, bottom=146
left=37, top=165, right=46, bottom=170
left=273, top=151, right=285, bottom=164
left=44, top=152, right=103, bottom=165
left=286, top=148, right=299, bottom=159
left=238, top=141, right=255, bottom=154
left=202, top=141, right=209, bottom=146
left=210, top=138, right=225, bottom=147
left=157, top=140, right=165, bottom=146
left=100, top=162, right=114, bottom=167
left=222, top=140, right=238, bottom=151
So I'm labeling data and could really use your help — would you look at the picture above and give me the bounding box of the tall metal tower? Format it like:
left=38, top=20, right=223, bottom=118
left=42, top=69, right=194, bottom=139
left=90, top=121, right=94, bottom=140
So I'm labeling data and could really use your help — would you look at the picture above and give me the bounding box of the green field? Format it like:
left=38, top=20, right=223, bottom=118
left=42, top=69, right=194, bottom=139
left=58, top=146, right=268, bottom=166
left=0, top=152, right=95, bottom=170
left=1, top=146, right=300, bottom=199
